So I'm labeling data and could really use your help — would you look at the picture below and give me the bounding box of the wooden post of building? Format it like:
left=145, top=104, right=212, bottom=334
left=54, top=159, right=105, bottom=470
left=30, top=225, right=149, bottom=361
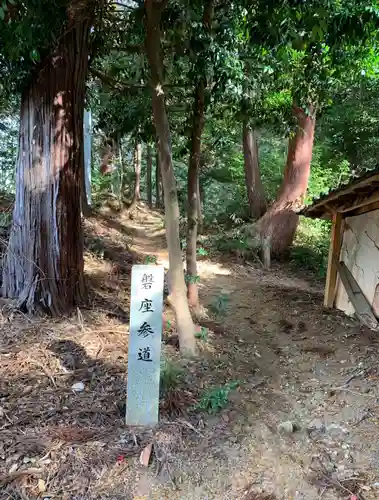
left=324, top=212, right=343, bottom=308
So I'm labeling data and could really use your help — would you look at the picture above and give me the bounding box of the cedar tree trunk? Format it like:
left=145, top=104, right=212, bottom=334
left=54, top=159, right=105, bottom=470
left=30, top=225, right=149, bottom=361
left=186, top=80, right=205, bottom=309
left=130, top=140, right=141, bottom=210
left=257, top=103, right=316, bottom=267
left=243, top=120, right=267, bottom=219
left=2, top=7, right=91, bottom=314
left=145, top=0, right=197, bottom=356
left=147, top=143, right=153, bottom=207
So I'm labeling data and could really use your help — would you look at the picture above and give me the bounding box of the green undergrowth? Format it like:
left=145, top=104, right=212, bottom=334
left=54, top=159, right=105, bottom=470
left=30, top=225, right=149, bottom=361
left=291, top=217, right=331, bottom=277
left=159, top=359, right=183, bottom=396
left=202, top=215, right=330, bottom=278
left=194, top=380, right=241, bottom=414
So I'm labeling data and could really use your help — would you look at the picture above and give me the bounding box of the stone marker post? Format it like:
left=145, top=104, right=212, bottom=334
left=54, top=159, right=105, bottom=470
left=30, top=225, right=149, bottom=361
left=126, top=265, right=164, bottom=426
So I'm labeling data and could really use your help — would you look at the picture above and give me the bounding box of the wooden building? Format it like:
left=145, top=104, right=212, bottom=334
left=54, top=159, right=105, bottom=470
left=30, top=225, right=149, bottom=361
left=302, top=169, right=379, bottom=326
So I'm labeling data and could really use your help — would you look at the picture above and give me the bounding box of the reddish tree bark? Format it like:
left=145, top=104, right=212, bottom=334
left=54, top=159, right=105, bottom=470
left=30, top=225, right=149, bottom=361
left=243, top=120, right=267, bottom=220
left=257, top=104, right=316, bottom=267
left=145, top=0, right=197, bottom=356
left=2, top=5, right=92, bottom=314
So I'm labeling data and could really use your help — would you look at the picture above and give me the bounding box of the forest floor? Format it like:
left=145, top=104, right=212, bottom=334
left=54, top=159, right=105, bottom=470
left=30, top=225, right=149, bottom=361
left=1, top=204, right=379, bottom=500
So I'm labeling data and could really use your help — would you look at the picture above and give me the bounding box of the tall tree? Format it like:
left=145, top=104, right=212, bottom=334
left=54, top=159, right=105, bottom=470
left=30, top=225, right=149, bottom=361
left=186, top=0, right=213, bottom=310
left=186, top=81, right=205, bottom=308
left=258, top=103, right=315, bottom=266
left=240, top=60, right=268, bottom=220
left=248, top=0, right=378, bottom=260
left=242, top=120, right=266, bottom=220
left=145, top=0, right=197, bottom=356
left=130, top=139, right=142, bottom=209
left=155, top=150, right=162, bottom=208
left=1, top=1, right=95, bottom=313
left=146, top=143, right=153, bottom=207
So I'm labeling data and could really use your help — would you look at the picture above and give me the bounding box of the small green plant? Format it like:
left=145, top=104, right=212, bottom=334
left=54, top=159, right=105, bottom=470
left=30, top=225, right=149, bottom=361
left=210, top=293, right=230, bottom=317
left=211, top=231, right=251, bottom=254
left=195, top=380, right=240, bottom=414
left=185, top=273, right=200, bottom=284
left=160, top=359, right=183, bottom=396
left=197, top=246, right=208, bottom=257
left=195, top=326, right=208, bottom=340
left=144, top=255, right=157, bottom=264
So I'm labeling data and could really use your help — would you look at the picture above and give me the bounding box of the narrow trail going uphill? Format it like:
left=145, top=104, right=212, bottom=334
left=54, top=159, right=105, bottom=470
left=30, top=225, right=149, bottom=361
left=0, top=204, right=378, bottom=500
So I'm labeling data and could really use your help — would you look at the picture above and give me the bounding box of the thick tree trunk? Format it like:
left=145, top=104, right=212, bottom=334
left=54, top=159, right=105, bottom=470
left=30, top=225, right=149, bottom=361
left=243, top=120, right=267, bottom=220
left=147, top=143, right=153, bottom=207
left=2, top=8, right=91, bottom=314
left=186, top=80, right=205, bottom=309
left=155, top=151, right=161, bottom=208
left=257, top=104, right=316, bottom=267
left=145, top=0, right=197, bottom=356
left=130, top=140, right=141, bottom=210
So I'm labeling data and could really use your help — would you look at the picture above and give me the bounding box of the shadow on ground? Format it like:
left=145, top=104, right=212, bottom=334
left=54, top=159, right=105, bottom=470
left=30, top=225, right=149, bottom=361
left=0, top=205, right=378, bottom=499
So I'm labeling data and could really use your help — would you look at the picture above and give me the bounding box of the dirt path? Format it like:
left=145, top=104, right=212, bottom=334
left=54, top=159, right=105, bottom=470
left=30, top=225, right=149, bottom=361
left=1, top=205, right=379, bottom=500
left=130, top=207, right=379, bottom=499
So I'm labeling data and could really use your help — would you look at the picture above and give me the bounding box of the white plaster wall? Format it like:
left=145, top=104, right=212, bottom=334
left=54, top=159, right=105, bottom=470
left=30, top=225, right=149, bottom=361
left=335, top=209, right=379, bottom=316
